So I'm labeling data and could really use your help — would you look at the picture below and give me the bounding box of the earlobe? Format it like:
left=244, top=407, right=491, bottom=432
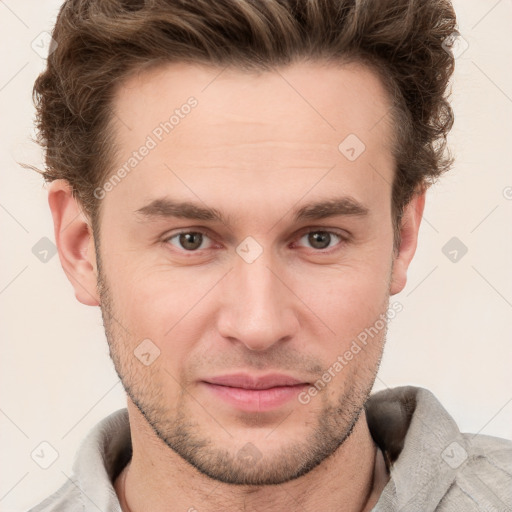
left=47, top=180, right=100, bottom=306
left=390, top=188, right=426, bottom=296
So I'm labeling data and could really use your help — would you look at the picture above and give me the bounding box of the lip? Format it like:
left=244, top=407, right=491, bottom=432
left=203, top=373, right=307, bottom=390
left=201, top=373, right=309, bottom=412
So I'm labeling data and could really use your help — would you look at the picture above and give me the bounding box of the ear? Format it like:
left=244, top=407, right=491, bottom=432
left=390, top=188, right=426, bottom=296
left=47, top=180, right=100, bottom=306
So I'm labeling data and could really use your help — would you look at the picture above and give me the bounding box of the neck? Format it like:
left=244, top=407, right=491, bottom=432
left=114, top=402, right=389, bottom=512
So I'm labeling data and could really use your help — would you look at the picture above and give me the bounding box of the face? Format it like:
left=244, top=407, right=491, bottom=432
left=57, top=60, right=423, bottom=486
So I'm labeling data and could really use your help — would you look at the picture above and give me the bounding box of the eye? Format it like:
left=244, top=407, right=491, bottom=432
left=165, top=230, right=213, bottom=251
left=163, top=228, right=348, bottom=254
left=295, top=230, right=347, bottom=251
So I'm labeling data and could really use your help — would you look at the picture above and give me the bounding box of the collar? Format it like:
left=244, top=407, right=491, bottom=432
left=365, top=386, right=466, bottom=511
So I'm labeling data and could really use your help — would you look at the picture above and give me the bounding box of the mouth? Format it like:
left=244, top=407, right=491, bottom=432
left=200, top=373, right=310, bottom=412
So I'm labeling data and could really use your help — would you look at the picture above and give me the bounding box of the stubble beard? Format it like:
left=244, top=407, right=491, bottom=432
left=96, top=252, right=387, bottom=485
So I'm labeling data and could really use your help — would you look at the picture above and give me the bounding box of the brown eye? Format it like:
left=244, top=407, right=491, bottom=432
left=167, top=231, right=210, bottom=251
left=308, top=232, right=331, bottom=249
left=298, top=230, right=344, bottom=251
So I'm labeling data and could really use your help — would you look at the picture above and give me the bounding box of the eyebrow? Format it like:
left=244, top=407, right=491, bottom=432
left=134, top=195, right=369, bottom=226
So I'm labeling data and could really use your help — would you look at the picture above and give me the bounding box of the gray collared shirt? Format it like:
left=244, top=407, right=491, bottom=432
left=27, top=386, right=512, bottom=511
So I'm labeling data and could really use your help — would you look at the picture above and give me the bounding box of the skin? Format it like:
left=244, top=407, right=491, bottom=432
left=48, top=60, right=425, bottom=511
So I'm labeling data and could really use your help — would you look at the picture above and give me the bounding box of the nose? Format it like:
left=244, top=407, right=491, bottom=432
left=217, top=250, right=299, bottom=352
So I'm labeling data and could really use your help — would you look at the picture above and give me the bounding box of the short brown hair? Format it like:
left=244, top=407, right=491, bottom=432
left=30, top=0, right=458, bottom=251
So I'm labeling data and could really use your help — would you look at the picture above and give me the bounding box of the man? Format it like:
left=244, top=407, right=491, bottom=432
left=28, top=0, right=511, bottom=511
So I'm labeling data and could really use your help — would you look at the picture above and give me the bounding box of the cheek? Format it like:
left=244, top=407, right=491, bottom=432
left=291, top=258, right=391, bottom=341
left=109, top=262, right=216, bottom=346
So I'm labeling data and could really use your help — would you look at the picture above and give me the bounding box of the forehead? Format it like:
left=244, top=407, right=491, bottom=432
left=112, top=59, right=394, bottom=147
left=104, top=60, right=395, bottom=221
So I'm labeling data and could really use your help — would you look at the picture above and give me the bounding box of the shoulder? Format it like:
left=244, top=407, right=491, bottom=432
left=439, top=432, right=512, bottom=511
left=367, top=386, right=512, bottom=511
left=26, top=407, right=130, bottom=512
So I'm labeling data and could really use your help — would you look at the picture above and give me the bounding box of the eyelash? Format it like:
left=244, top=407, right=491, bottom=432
left=162, top=227, right=349, bottom=255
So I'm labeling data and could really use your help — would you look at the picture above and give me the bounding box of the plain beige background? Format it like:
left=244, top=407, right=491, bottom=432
left=1, top=1, right=511, bottom=510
